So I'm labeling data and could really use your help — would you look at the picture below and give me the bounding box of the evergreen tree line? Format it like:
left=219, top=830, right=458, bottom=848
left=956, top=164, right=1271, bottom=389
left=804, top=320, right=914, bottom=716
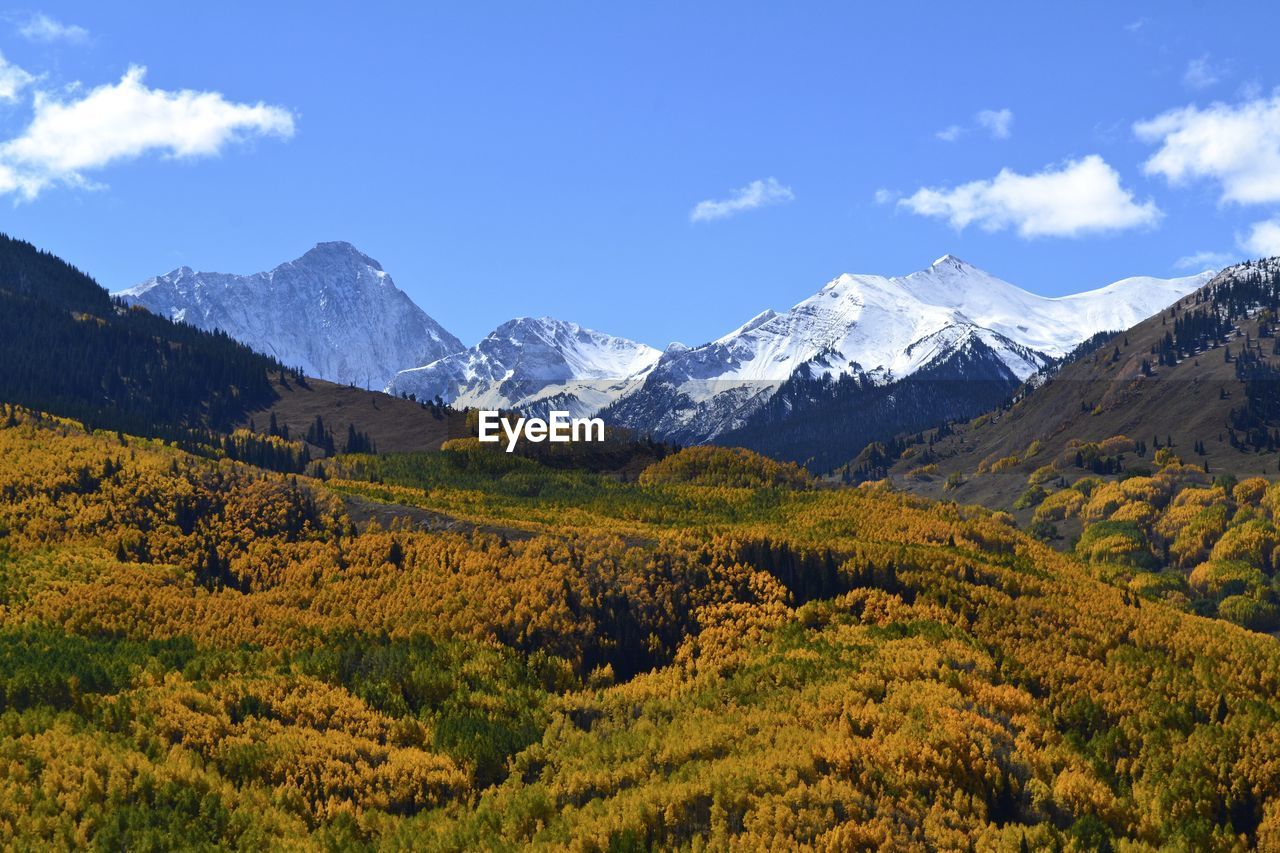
left=836, top=421, right=956, bottom=484
left=397, top=391, right=451, bottom=419
left=278, top=413, right=376, bottom=456
left=0, top=233, right=293, bottom=442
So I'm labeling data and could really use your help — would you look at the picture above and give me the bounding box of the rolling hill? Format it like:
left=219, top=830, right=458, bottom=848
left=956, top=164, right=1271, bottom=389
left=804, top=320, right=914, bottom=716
left=246, top=375, right=468, bottom=455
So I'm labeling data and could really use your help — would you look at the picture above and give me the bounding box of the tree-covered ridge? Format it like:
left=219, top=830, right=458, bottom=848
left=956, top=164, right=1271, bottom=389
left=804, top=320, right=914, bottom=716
left=3, top=413, right=1280, bottom=847
left=0, top=234, right=124, bottom=313
left=0, top=232, right=287, bottom=440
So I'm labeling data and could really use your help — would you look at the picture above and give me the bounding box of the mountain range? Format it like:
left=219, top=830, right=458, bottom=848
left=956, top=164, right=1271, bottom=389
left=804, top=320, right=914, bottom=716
left=602, top=257, right=1213, bottom=444
left=117, top=243, right=1216, bottom=460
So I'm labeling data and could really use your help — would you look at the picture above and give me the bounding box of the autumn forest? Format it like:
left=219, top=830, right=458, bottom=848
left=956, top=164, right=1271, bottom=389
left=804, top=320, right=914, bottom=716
left=0, top=400, right=1277, bottom=850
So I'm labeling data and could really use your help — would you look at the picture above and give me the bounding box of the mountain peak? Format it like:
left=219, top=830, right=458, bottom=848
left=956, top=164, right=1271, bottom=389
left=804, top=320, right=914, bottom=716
left=930, top=254, right=973, bottom=271
left=388, top=316, right=662, bottom=417
left=495, top=316, right=579, bottom=337
left=297, top=241, right=383, bottom=271
left=116, top=245, right=462, bottom=388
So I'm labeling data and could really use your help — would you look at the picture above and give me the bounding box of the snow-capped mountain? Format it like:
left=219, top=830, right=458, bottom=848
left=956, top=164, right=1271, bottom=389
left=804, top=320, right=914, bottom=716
left=387, top=317, right=662, bottom=418
left=116, top=242, right=463, bottom=389
left=603, top=256, right=1215, bottom=442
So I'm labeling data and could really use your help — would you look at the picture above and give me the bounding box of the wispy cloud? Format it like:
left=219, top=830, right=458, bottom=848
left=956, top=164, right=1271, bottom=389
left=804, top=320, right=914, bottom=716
left=690, top=177, right=793, bottom=223
left=1173, top=250, right=1234, bottom=271
left=0, top=66, right=295, bottom=200
left=1183, top=54, right=1224, bottom=91
left=1124, top=17, right=1148, bottom=33
left=975, top=108, right=1013, bottom=140
left=18, top=12, right=88, bottom=44
left=899, top=155, right=1160, bottom=238
left=936, top=108, right=1013, bottom=142
left=935, top=124, right=964, bottom=142
left=873, top=188, right=897, bottom=205
left=0, top=51, right=33, bottom=102
left=1238, top=80, right=1263, bottom=101
left=1136, top=94, right=1280, bottom=205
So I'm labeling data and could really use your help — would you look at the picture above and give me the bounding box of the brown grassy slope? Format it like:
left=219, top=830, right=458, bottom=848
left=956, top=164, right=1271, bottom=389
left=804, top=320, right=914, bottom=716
left=889, top=283, right=1279, bottom=513
left=242, top=375, right=469, bottom=453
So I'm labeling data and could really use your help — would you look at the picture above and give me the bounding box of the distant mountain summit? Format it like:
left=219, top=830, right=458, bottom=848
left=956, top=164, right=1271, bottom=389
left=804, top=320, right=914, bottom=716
left=388, top=317, right=660, bottom=418
left=117, top=242, right=463, bottom=389
left=603, top=256, right=1215, bottom=443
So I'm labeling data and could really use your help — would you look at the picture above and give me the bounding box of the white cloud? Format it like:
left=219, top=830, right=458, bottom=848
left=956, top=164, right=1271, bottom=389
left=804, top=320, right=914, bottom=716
left=0, top=52, right=33, bottom=102
left=1242, top=219, right=1280, bottom=257
left=1173, top=250, right=1234, bottom=271
left=898, top=155, right=1160, bottom=238
left=18, top=13, right=88, bottom=43
left=936, top=108, right=1013, bottom=143
left=690, top=177, right=793, bottom=223
left=1136, top=95, right=1280, bottom=205
left=1124, top=18, right=1147, bottom=33
left=873, top=188, right=896, bottom=205
left=976, top=108, right=1013, bottom=140
left=1183, top=55, right=1223, bottom=91
left=0, top=66, right=295, bottom=199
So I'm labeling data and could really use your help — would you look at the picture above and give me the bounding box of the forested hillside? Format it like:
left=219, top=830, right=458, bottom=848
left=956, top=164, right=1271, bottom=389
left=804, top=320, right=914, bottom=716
left=0, top=233, right=286, bottom=438
left=2, top=407, right=1280, bottom=848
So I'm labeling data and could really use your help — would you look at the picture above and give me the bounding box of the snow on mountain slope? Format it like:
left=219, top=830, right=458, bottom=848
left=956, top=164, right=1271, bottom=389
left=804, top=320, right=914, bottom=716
left=688, top=255, right=1210, bottom=387
left=603, top=256, right=1215, bottom=441
left=387, top=317, right=661, bottom=418
left=116, top=242, right=463, bottom=389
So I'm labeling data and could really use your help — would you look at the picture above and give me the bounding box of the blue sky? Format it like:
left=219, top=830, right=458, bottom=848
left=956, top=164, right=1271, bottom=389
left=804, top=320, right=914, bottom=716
left=4, top=2, right=1280, bottom=346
